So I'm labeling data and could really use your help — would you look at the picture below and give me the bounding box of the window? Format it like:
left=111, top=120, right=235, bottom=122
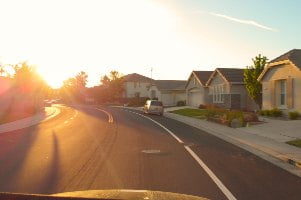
left=151, top=101, right=163, bottom=106
left=213, top=85, right=224, bottom=103
left=193, top=77, right=196, bottom=85
left=134, top=82, right=137, bottom=88
left=280, top=80, right=286, bottom=106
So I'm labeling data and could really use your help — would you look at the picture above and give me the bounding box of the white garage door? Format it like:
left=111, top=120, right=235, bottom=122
left=161, top=93, right=174, bottom=106
left=188, top=91, right=202, bottom=107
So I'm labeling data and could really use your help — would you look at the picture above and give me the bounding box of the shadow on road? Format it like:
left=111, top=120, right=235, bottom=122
left=0, top=125, right=40, bottom=192
left=39, top=131, right=60, bottom=194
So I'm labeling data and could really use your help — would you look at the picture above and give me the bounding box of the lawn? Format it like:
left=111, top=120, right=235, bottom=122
left=286, top=139, right=301, bottom=148
left=170, top=108, right=208, bottom=118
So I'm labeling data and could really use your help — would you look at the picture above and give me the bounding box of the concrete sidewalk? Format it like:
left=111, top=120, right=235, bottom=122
left=122, top=106, right=301, bottom=177
left=0, top=106, right=61, bottom=134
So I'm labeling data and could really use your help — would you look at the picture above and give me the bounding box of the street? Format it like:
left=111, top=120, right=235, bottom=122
left=0, top=105, right=300, bottom=200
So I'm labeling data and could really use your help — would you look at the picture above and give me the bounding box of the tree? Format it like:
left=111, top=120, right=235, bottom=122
left=75, top=71, right=88, bottom=88
left=244, top=54, right=268, bottom=108
left=59, top=71, right=88, bottom=103
left=0, top=64, right=5, bottom=76
left=99, top=70, right=124, bottom=102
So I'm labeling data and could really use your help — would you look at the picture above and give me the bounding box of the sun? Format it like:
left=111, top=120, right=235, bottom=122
left=38, top=68, right=64, bottom=89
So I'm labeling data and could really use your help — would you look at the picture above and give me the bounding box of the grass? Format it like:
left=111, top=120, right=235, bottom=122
left=286, top=139, right=301, bottom=148
left=170, top=108, right=208, bottom=117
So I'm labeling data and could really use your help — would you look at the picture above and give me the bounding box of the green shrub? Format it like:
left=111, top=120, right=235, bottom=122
left=259, top=110, right=265, bottom=116
left=263, top=110, right=271, bottom=116
left=226, top=111, right=244, bottom=124
left=177, top=100, right=185, bottom=106
left=270, top=108, right=282, bottom=117
left=289, top=111, right=300, bottom=120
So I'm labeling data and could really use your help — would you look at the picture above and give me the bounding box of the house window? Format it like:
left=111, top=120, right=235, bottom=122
left=213, top=85, right=224, bottom=103
left=134, top=82, right=137, bottom=88
left=193, top=77, right=196, bottom=85
left=280, top=79, right=286, bottom=106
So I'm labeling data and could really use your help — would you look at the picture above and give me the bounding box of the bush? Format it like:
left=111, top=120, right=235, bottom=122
left=198, top=104, right=206, bottom=109
left=226, top=111, right=244, bottom=124
left=127, top=97, right=150, bottom=107
left=270, top=108, right=282, bottom=117
left=177, top=100, right=185, bottom=106
left=243, top=112, right=259, bottom=122
left=289, top=111, right=300, bottom=120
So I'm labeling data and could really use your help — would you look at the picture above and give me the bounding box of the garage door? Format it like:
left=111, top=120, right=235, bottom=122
left=161, top=93, right=174, bottom=106
left=188, top=91, right=202, bottom=107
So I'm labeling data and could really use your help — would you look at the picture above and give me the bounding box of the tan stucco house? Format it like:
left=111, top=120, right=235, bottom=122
left=148, top=80, right=186, bottom=106
left=122, top=73, right=153, bottom=98
left=206, top=68, right=258, bottom=110
left=258, top=49, right=301, bottom=113
left=185, top=71, right=213, bottom=107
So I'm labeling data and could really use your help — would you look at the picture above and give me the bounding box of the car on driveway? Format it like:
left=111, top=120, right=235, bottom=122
left=143, top=100, right=164, bottom=115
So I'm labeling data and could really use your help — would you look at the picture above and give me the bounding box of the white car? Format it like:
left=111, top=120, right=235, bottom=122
left=143, top=100, right=164, bottom=115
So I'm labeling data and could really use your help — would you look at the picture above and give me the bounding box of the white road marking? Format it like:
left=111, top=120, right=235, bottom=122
left=95, top=108, right=114, bottom=123
left=123, top=109, right=237, bottom=200
left=185, top=146, right=237, bottom=200
left=125, top=110, right=183, bottom=143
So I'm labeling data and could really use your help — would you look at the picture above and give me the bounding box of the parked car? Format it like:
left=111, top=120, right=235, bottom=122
left=143, top=100, right=164, bottom=115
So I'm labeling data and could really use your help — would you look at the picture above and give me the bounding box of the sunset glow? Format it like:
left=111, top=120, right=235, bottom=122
left=0, top=0, right=299, bottom=88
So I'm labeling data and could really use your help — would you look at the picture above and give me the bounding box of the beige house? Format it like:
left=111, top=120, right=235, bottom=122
left=148, top=80, right=186, bottom=106
left=258, top=49, right=301, bottom=113
left=122, top=73, right=153, bottom=98
left=185, top=71, right=213, bottom=107
left=206, top=68, right=258, bottom=110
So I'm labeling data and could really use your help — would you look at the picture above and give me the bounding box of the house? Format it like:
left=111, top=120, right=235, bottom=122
left=258, top=49, right=301, bottom=113
left=122, top=73, right=154, bottom=98
left=185, top=71, right=213, bottom=107
left=148, top=80, right=186, bottom=106
left=206, top=68, right=257, bottom=110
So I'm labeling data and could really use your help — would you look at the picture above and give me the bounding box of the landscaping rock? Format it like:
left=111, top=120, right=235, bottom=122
left=230, top=118, right=243, bottom=128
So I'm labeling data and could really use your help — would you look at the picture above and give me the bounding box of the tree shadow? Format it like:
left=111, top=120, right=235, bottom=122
left=38, top=131, right=60, bottom=194
left=0, top=125, right=40, bottom=192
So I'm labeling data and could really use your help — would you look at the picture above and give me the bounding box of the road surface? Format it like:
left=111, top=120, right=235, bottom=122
left=0, top=105, right=300, bottom=200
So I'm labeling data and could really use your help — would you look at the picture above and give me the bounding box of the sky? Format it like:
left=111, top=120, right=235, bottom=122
left=0, top=0, right=300, bottom=88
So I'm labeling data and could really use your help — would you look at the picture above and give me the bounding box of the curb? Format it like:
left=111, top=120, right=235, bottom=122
left=0, top=106, right=61, bottom=134
left=164, top=112, right=301, bottom=174
left=116, top=106, right=301, bottom=174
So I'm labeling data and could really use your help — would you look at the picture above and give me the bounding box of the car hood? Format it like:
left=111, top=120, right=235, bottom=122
left=53, top=189, right=208, bottom=200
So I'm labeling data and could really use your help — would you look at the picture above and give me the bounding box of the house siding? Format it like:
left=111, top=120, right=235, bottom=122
left=123, top=82, right=151, bottom=98
left=148, top=85, right=185, bottom=106
left=261, top=63, right=301, bottom=112
left=186, top=75, right=207, bottom=106
left=208, top=72, right=257, bottom=110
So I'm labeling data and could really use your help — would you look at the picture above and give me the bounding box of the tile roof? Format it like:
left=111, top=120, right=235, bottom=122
left=193, top=71, right=214, bottom=85
left=153, top=80, right=186, bottom=90
left=270, top=49, right=301, bottom=69
left=217, top=68, right=245, bottom=83
left=122, top=73, right=153, bottom=82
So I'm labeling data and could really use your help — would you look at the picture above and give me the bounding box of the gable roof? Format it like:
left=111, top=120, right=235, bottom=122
left=122, top=73, right=153, bottom=82
left=185, top=71, right=213, bottom=88
left=269, top=49, right=301, bottom=69
left=193, top=71, right=214, bottom=85
left=258, top=49, right=301, bottom=81
left=153, top=80, right=186, bottom=91
left=206, top=68, right=245, bottom=85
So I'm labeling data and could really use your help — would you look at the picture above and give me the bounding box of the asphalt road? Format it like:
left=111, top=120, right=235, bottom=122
left=0, top=105, right=300, bottom=200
